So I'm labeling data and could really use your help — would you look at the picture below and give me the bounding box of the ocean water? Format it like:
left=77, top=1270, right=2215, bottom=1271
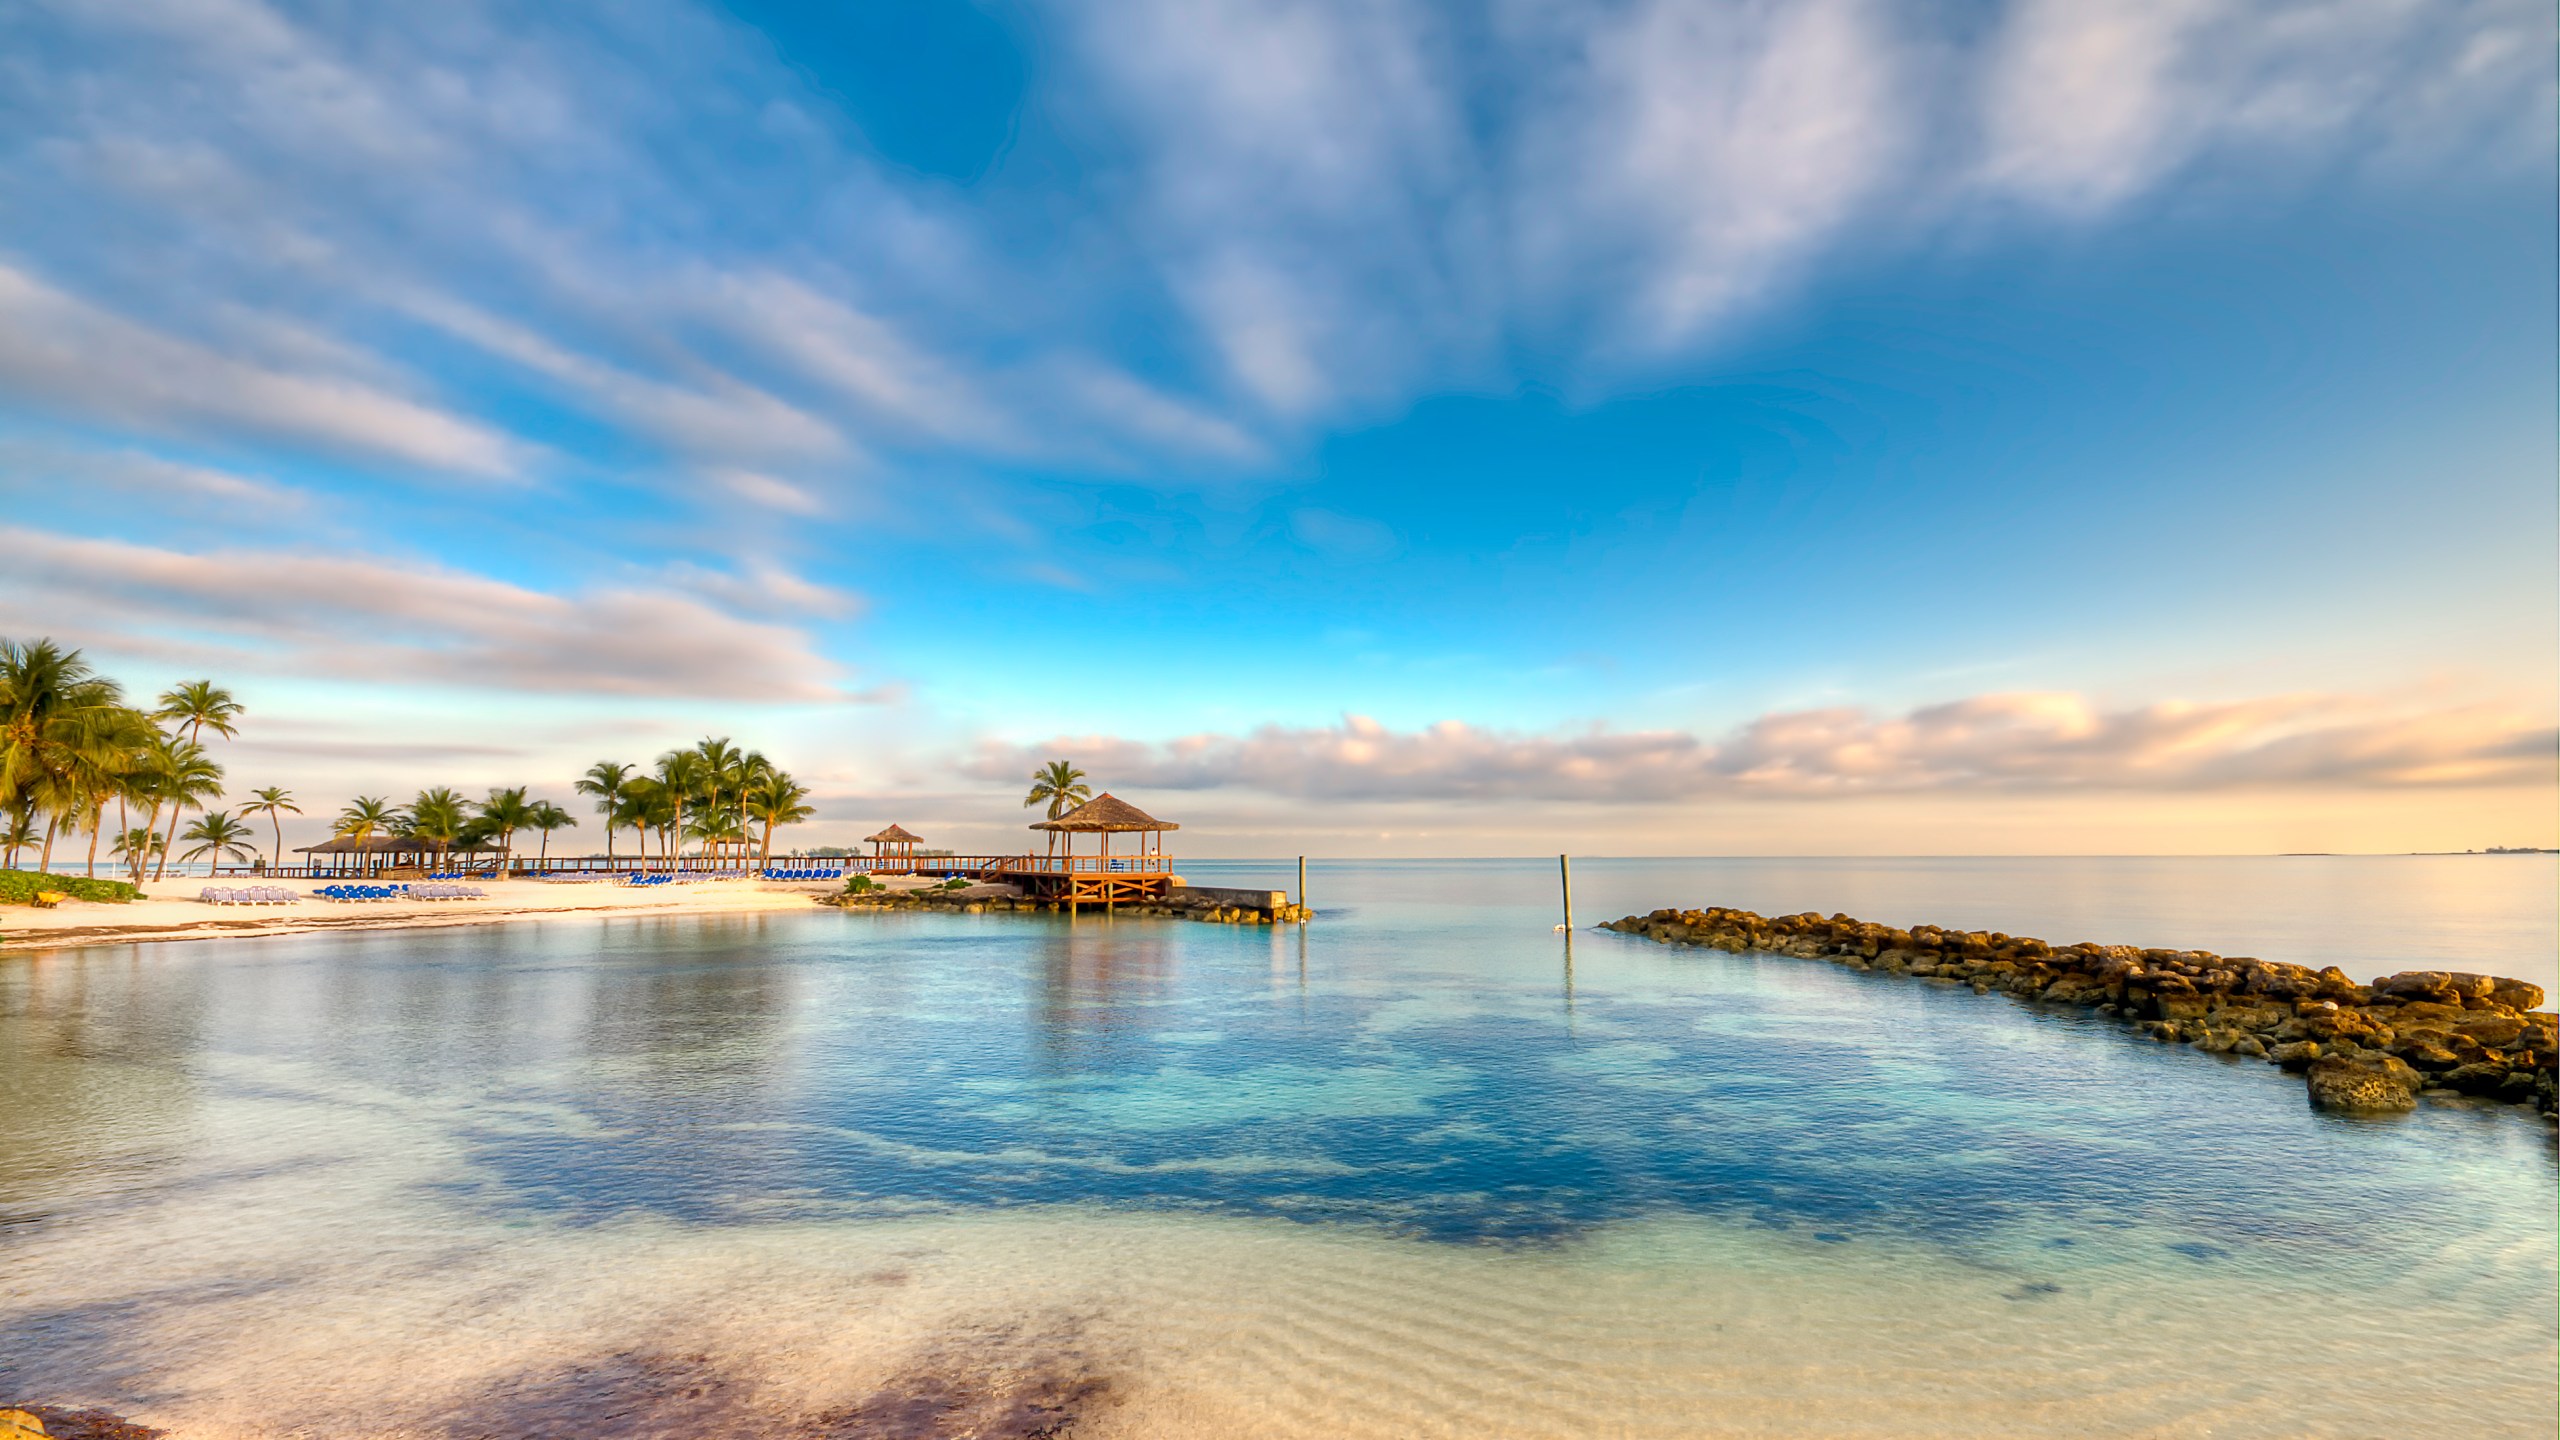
left=1, top=856, right=2551, bottom=1438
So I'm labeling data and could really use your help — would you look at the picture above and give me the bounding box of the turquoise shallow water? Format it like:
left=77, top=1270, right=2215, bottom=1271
left=1, top=857, right=2552, bottom=1437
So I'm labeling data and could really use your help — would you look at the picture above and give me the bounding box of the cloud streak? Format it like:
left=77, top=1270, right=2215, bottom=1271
left=0, top=526, right=864, bottom=702
left=1, top=0, right=2540, bottom=495
left=965, top=694, right=2558, bottom=803
left=0, top=264, right=515, bottom=475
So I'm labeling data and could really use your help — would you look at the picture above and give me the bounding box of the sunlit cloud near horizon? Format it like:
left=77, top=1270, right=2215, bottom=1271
left=1, top=0, right=2553, bottom=855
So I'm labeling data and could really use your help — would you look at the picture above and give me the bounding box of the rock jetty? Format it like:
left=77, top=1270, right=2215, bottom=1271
left=1600, top=906, right=2557, bottom=1120
left=1, top=1405, right=166, bottom=1440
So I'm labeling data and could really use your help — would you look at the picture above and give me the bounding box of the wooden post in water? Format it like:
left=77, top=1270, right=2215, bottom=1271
left=1297, top=855, right=1307, bottom=913
left=1559, top=853, right=1573, bottom=932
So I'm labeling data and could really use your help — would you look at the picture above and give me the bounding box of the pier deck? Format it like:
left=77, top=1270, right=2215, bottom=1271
left=854, top=853, right=1176, bottom=908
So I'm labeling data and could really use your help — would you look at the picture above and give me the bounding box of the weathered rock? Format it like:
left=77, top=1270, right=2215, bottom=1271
left=2440, top=1062, right=2516, bottom=1098
left=0, top=1409, right=47, bottom=1440
left=2392, top=1039, right=2462, bottom=1072
left=2490, top=980, right=2546, bottom=1012
left=2373, top=970, right=2496, bottom=1005
left=2453, top=1015, right=2528, bottom=1048
left=2305, top=1052, right=2422, bottom=1113
left=2269, top=1041, right=2322, bottom=1071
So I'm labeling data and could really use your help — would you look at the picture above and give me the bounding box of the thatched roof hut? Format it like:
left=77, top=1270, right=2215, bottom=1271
left=294, top=833, right=490, bottom=875
left=864, top=824, right=924, bottom=845
left=1028, top=794, right=1177, bottom=833
left=295, top=836, right=494, bottom=855
left=1029, top=793, right=1176, bottom=862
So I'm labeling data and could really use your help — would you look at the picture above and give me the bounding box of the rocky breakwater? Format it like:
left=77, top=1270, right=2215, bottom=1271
left=1600, top=906, right=2557, bottom=1120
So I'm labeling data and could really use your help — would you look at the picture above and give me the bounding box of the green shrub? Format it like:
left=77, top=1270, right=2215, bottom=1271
left=844, top=875, right=878, bottom=894
left=941, top=877, right=971, bottom=890
left=0, top=869, right=141, bottom=905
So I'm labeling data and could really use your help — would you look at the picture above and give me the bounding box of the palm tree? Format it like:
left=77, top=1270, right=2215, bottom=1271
left=406, top=788, right=469, bottom=871
left=743, top=769, right=814, bottom=872
left=477, top=786, right=536, bottom=869
left=180, top=809, right=258, bottom=872
left=335, top=796, right=403, bottom=876
left=1024, top=759, right=1091, bottom=858
left=574, top=761, right=634, bottom=866
left=0, top=638, right=126, bottom=870
left=152, top=681, right=243, bottom=880
left=138, top=735, right=222, bottom=883
left=653, top=749, right=706, bottom=872
left=526, top=800, right=576, bottom=866
left=691, top=737, right=753, bottom=866
left=111, top=826, right=164, bottom=873
left=2, top=803, right=36, bottom=870
left=611, top=778, right=660, bottom=870
left=47, top=701, right=152, bottom=880
left=244, top=786, right=300, bottom=871
left=684, top=806, right=748, bottom=866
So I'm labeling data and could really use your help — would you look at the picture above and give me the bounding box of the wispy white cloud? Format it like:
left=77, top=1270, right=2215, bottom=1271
left=1535, top=0, right=1902, bottom=343
left=400, top=293, right=851, bottom=468
left=0, top=526, right=865, bottom=701
left=964, top=693, right=2557, bottom=802
left=0, top=438, right=306, bottom=508
left=1975, top=0, right=2556, bottom=213
left=0, top=265, right=515, bottom=475
left=1064, top=0, right=1493, bottom=416
left=6, top=0, right=2540, bottom=496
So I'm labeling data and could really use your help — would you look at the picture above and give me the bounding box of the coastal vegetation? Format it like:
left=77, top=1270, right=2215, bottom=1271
left=0, top=636, right=828, bottom=889
left=1024, top=759, right=1090, bottom=857
left=0, top=637, right=244, bottom=883
left=0, top=869, right=140, bottom=906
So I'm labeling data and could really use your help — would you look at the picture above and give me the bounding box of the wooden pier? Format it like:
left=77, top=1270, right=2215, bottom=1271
left=852, top=851, right=1176, bottom=908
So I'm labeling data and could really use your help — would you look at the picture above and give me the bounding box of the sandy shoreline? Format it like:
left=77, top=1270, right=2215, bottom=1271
left=0, top=876, right=852, bottom=953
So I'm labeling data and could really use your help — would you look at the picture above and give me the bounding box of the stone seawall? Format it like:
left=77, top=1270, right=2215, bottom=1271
left=1602, top=905, right=2557, bottom=1120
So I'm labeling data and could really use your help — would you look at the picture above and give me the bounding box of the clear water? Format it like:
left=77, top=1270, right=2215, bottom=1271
left=2, top=857, right=2552, bottom=1438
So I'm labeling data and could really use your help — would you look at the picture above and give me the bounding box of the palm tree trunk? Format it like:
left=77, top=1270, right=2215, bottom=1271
left=139, top=799, right=163, bottom=875
left=759, top=818, right=775, bottom=872
left=40, top=814, right=57, bottom=871
left=155, top=801, right=183, bottom=882
left=271, top=814, right=283, bottom=873
left=84, top=808, right=102, bottom=878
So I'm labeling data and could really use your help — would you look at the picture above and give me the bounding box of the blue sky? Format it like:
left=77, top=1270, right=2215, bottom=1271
left=2, top=0, right=2554, bottom=854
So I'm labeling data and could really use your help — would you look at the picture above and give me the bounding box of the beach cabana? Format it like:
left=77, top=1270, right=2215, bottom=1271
left=865, top=824, right=925, bottom=873
left=1029, top=793, right=1177, bottom=869
left=292, top=835, right=497, bottom=877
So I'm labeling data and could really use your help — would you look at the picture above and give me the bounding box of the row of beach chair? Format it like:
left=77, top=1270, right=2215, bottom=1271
left=200, top=886, right=298, bottom=906
left=309, top=882, right=489, bottom=902
left=760, top=868, right=844, bottom=881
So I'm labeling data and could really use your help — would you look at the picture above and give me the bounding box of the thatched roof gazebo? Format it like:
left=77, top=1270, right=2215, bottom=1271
left=295, top=834, right=492, bottom=876
left=1029, top=793, right=1177, bottom=867
left=865, top=823, right=925, bottom=870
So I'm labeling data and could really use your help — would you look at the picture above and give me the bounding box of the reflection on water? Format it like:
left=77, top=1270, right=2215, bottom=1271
left=0, top=860, right=2552, bottom=1438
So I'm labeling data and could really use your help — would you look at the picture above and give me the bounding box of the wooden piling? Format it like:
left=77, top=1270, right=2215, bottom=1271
left=1297, top=855, right=1307, bottom=912
left=1559, top=853, right=1573, bottom=932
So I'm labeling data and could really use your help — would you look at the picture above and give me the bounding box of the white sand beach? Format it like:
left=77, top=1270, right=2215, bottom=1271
left=0, top=875, right=871, bottom=952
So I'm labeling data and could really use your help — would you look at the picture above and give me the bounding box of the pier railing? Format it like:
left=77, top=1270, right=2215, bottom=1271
left=212, top=852, right=1176, bottom=880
